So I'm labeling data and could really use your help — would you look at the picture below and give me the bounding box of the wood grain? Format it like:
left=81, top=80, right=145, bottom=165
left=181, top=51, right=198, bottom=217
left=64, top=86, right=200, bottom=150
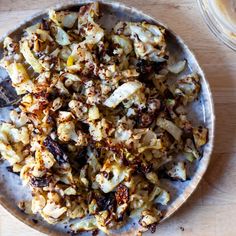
left=0, top=0, right=236, bottom=235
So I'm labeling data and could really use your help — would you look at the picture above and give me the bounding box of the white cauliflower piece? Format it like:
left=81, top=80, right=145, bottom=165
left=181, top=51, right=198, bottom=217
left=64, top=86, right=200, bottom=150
left=157, top=118, right=183, bottom=141
left=167, top=162, right=187, bottom=181
left=54, top=25, right=71, bottom=46
left=57, top=121, right=78, bottom=142
left=70, top=217, right=97, bottom=232
left=69, top=100, right=88, bottom=120
left=20, top=40, right=44, bottom=73
left=111, top=35, right=133, bottom=55
left=51, top=97, right=62, bottom=111
left=35, top=149, right=55, bottom=169
left=31, top=194, right=46, bottom=214
left=64, top=187, right=77, bottom=195
left=139, top=209, right=162, bottom=227
left=42, top=202, right=67, bottom=223
left=49, top=10, right=78, bottom=28
left=104, top=81, right=143, bottom=108
left=58, top=111, right=73, bottom=123
left=20, top=163, right=33, bottom=185
left=88, top=105, right=100, bottom=121
left=55, top=80, right=70, bottom=95
left=6, top=62, right=34, bottom=94
left=114, top=21, right=166, bottom=62
left=154, top=190, right=170, bottom=205
left=89, top=118, right=111, bottom=141
left=0, top=141, right=23, bottom=165
left=10, top=110, right=28, bottom=127
left=96, top=161, right=131, bottom=193
left=114, top=125, right=132, bottom=142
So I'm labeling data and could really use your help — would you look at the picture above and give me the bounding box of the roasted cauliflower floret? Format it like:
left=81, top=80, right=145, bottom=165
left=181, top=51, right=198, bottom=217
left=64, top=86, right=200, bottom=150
left=41, top=201, right=67, bottom=224
left=167, top=162, right=187, bottom=181
left=174, top=73, right=201, bottom=104
left=96, top=161, right=131, bottom=193
left=139, top=208, right=162, bottom=228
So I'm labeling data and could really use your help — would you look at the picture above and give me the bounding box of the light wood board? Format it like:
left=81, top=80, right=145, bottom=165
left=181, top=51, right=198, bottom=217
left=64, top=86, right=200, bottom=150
left=0, top=0, right=236, bottom=235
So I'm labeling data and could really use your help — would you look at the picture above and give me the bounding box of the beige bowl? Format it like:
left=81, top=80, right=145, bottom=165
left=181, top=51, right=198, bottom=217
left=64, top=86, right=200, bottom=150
left=0, top=1, right=215, bottom=235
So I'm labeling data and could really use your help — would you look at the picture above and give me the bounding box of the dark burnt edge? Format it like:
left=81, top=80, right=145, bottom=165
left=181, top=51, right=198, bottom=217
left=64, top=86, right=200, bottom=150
left=30, top=175, right=52, bottom=188
left=6, top=166, right=20, bottom=176
left=43, top=136, right=69, bottom=165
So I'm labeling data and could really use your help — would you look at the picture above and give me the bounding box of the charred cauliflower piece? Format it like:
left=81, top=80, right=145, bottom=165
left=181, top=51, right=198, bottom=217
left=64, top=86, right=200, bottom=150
left=167, top=162, right=187, bottom=181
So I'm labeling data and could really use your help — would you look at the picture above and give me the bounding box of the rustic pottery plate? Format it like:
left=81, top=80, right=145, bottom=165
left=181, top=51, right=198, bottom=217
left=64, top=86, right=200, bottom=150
left=0, top=0, right=214, bottom=235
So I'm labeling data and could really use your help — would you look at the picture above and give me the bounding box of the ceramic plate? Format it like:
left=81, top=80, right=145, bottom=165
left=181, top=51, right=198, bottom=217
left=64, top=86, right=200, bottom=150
left=0, top=1, right=214, bottom=235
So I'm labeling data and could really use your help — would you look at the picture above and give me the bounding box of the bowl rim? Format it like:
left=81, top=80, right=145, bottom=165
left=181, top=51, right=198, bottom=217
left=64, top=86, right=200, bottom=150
left=197, top=0, right=236, bottom=51
left=0, top=0, right=215, bottom=235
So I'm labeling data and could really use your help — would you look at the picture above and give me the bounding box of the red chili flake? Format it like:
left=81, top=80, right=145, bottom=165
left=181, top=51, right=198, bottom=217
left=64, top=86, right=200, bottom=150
left=138, top=113, right=154, bottom=128
left=115, top=184, right=129, bottom=205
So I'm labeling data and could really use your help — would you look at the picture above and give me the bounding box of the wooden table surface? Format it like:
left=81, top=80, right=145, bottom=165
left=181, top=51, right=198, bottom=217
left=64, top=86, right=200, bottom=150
left=0, top=0, right=236, bottom=235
